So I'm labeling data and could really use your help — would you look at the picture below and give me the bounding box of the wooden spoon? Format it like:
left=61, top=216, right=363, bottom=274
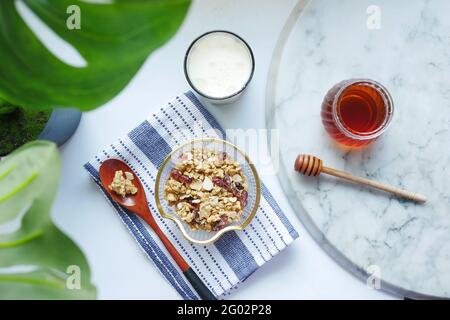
left=99, top=159, right=216, bottom=300
left=295, top=154, right=426, bottom=203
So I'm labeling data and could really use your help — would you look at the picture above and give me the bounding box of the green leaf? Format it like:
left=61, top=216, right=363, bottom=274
left=0, top=141, right=96, bottom=299
left=0, top=103, right=17, bottom=115
left=0, top=0, right=191, bottom=111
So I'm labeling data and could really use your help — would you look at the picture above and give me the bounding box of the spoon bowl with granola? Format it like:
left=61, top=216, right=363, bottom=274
left=155, top=138, right=261, bottom=245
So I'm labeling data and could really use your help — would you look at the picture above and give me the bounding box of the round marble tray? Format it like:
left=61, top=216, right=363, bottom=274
left=266, top=0, right=450, bottom=298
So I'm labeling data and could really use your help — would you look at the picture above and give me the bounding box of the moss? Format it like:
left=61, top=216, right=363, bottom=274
left=0, top=104, right=51, bottom=156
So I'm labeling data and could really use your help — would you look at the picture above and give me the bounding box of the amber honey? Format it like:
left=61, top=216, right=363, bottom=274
left=321, top=79, right=394, bottom=148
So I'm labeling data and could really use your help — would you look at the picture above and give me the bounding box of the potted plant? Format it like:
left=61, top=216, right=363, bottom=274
left=0, top=0, right=190, bottom=299
left=0, top=101, right=81, bottom=156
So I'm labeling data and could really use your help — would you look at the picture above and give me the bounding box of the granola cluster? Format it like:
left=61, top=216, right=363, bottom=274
left=109, top=170, right=138, bottom=197
left=163, top=148, right=248, bottom=232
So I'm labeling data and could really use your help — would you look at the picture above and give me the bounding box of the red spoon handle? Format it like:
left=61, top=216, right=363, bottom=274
left=142, top=214, right=189, bottom=271
left=142, top=214, right=216, bottom=300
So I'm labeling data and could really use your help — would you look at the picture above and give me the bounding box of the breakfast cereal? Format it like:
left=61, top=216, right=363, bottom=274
left=163, top=148, right=248, bottom=232
left=109, top=170, right=138, bottom=197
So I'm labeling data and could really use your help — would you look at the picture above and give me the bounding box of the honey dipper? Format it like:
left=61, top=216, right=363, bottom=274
left=294, top=154, right=427, bottom=203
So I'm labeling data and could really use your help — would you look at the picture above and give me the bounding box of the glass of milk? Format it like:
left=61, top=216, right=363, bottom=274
left=184, top=31, right=255, bottom=104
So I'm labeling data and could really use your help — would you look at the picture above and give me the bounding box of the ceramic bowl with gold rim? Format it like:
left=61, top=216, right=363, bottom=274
left=155, top=138, right=261, bottom=245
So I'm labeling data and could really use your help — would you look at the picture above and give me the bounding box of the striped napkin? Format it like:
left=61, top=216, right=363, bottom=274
left=84, top=91, right=298, bottom=299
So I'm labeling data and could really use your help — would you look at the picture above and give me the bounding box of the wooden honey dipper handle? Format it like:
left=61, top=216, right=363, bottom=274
left=295, top=154, right=427, bottom=203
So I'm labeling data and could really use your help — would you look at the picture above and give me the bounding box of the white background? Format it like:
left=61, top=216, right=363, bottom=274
left=46, top=0, right=395, bottom=299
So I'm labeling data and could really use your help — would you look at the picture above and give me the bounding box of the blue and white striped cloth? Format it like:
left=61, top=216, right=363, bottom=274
left=84, top=91, right=298, bottom=299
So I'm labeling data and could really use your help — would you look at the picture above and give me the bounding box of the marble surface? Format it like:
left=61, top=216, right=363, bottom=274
left=267, top=0, right=450, bottom=298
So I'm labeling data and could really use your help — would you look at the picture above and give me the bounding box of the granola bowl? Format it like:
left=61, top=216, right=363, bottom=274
left=155, top=138, right=261, bottom=245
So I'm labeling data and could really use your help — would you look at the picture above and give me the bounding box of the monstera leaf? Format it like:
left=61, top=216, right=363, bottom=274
left=0, top=0, right=190, bottom=111
left=0, top=141, right=96, bottom=299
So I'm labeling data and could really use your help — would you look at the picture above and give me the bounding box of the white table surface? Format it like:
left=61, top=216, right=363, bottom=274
left=51, top=0, right=395, bottom=299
